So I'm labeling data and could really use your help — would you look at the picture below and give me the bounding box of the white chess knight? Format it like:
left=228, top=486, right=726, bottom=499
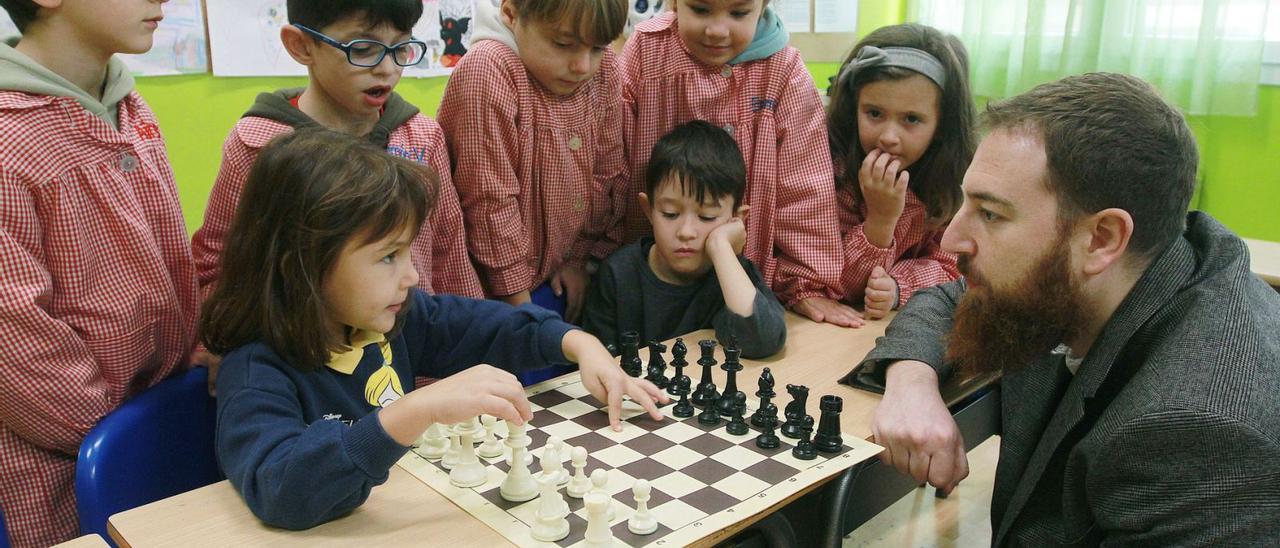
left=499, top=421, right=538, bottom=502
left=582, top=491, right=615, bottom=547
left=566, top=446, right=590, bottom=498
left=448, top=419, right=486, bottom=488
left=627, top=479, right=658, bottom=535
left=418, top=423, right=447, bottom=460
left=538, top=436, right=570, bottom=486
left=588, top=468, right=614, bottom=520
left=530, top=475, right=570, bottom=542
left=477, top=415, right=504, bottom=459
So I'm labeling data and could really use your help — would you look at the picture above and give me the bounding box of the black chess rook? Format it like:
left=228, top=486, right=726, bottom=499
left=813, top=395, right=844, bottom=453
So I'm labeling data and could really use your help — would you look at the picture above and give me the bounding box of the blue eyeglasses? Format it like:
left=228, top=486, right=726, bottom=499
left=294, top=24, right=428, bottom=68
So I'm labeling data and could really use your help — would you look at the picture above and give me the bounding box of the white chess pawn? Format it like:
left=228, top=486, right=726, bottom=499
left=477, top=415, right=504, bottom=458
left=499, top=421, right=538, bottom=502
left=627, top=479, right=657, bottom=535
left=449, top=419, right=486, bottom=488
left=552, top=437, right=570, bottom=484
left=441, top=423, right=462, bottom=470
left=419, top=423, right=447, bottom=460
left=539, top=436, right=569, bottom=486
left=530, top=476, right=570, bottom=542
left=589, top=468, right=614, bottom=520
left=582, top=492, right=615, bottom=547
left=566, top=446, right=590, bottom=498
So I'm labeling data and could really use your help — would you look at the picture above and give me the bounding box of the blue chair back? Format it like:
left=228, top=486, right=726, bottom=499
left=0, top=503, right=10, bottom=548
left=522, top=283, right=576, bottom=386
left=75, top=367, right=224, bottom=539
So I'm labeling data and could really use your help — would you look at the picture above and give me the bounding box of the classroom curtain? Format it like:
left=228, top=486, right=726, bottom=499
left=909, top=0, right=1272, bottom=116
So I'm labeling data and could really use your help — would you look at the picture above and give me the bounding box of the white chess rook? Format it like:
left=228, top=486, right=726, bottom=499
left=582, top=492, right=615, bottom=548
left=627, top=479, right=657, bottom=535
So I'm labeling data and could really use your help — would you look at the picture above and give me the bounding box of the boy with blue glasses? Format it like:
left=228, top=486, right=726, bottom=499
left=192, top=0, right=484, bottom=304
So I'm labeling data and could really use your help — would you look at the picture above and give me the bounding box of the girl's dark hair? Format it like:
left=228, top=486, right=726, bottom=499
left=286, top=0, right=424, bottom=34
left=827, top=23, right=976, bottom=226
left=201, top=127, right=437, bottom=371
left=646, top=120, right=746, bottom=209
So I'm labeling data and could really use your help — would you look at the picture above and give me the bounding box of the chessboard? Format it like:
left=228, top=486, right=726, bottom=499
left=398, top=373, right=881, bottom=547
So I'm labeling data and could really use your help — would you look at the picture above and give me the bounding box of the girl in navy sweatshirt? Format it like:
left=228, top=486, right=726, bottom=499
left=201, top=127, right=666, bottom=530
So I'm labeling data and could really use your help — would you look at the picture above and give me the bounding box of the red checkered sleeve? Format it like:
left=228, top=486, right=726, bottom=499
left=769, top=62, right=843, bottom=305
left=438, top=49, right=533, bottom=297
left=583, top=74, right=630, bottom=263
left=191, top=123, right=271, bottom=301
left=418, top=120, right=485, bottom=297
left=838, top=187, right=959, bottom=307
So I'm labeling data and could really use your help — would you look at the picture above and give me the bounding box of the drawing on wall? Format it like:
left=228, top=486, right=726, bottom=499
left=0, top=0, right=208, bottom=76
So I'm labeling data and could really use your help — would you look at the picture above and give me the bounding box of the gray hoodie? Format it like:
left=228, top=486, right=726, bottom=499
left=469, top=0, right=518, bottom=53
left=0, top=37, right=135, bottom=130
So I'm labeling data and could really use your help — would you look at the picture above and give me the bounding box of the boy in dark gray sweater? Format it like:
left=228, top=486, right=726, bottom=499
left=582, top=121, right=786, bottom=358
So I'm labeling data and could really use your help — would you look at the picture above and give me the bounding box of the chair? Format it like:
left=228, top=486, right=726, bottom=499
left=75, top=367, right=224, bottom=540
left=0, top=503, right=10, bottom=548
left=519, top=283, right=577, bottom=386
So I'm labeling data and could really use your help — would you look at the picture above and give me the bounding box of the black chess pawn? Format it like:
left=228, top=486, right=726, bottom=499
left=697, top=395, right=721, bottom=426
left=725, top=392, right=749, bottom=435
left=620, top=331, right=643, bottom=377
left=666, top=338, right=689, bottom=397
left=792, top=425, right=817, bottom=460
left=714, top=337, right=745, bottom=417
left=691, top=339, right=720, bottom=407
left=813, top=395, right=844, bottom=453
left=644, top=341, right=669, bottom=389
left=750, top=368, right=776, bottom=427
left=755, top=410, right=781, bottom=449
left=671, top=376, right=695, bottom=418
left=780, top=384, right=810, bottom=438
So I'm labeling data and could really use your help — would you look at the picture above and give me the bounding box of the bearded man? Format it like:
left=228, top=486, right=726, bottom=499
left=849, top=72, right=1280, bottom=546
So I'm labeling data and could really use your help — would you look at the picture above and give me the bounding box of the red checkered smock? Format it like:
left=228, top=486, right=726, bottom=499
left=838, top=185, right=960, bottom=308
left=191, top=112, right=484, bottom=300
left=436, top=40, right=628, bottom=298
left=618, top=12, right=842, bottom=306
left=0, top=90, right=199, bottom=547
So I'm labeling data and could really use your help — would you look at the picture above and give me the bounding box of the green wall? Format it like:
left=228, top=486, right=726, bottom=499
left=136, top=0, right=1279, bottom=241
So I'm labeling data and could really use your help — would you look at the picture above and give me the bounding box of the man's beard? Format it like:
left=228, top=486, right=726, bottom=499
left=946, top=234, right=1084, bottom=377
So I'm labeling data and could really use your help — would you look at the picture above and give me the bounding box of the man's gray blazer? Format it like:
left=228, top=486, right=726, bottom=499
left=855, top=212, right=1280, bottom=546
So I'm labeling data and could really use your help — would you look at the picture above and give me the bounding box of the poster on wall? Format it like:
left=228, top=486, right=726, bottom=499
left=0, top=0, right=209, bottom=76
left=208, top=0, right=474, bottom=78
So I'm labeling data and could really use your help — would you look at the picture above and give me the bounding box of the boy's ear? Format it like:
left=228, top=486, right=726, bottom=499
left=734, top=203, right=750, bottom=219
left=280, top=25, right=317, bottom=67
left=499, top=0, right=519, bottom=28
left=31, top=0, right=60, bottom=8
left=638, top=192, right=652, bottom=218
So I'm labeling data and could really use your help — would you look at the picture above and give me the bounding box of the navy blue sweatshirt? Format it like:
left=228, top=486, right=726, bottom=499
left=215, top=289, right=575, bottom=529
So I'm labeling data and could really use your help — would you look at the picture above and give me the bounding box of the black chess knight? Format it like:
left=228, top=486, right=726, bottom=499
left=781, top=384, right=811, bottom=439
left=645, top=341, right=669, bottom=389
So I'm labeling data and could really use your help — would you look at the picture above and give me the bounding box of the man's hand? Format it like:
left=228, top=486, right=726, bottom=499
left=870, top=360, right=969, bottom=494
left=864, top=266, right=899, bottom=320
left=792, top=296, right=865, bottom=328
left=551, top=264, right=589, bottom=323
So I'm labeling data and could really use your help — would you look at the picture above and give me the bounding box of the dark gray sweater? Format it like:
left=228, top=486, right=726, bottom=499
left=582, top=238, right=786, bottom=358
